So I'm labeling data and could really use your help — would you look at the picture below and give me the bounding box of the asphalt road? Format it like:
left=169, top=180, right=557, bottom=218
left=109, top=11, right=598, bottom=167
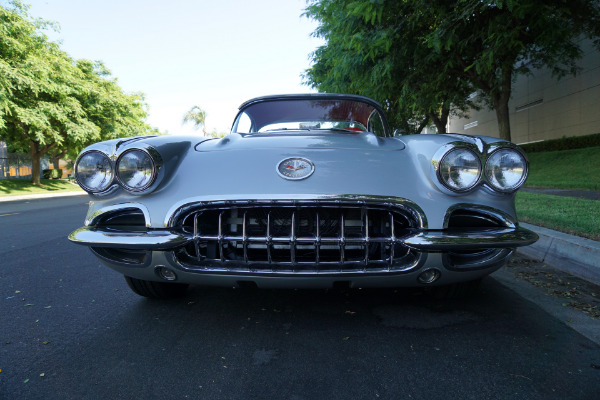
left=1, top=196, right=599, bottom=400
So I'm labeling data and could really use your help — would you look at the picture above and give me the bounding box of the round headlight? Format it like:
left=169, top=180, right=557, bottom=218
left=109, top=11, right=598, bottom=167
left=438, top=148, right=482, bottom=192
left=485, top=148, right=527, bottom=192
left=116, top=149, right=156, bottom=192
left=75, top=151, right=113, bottom=193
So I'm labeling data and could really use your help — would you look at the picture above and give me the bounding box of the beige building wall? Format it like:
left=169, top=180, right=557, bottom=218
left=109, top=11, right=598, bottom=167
left=448, top=39, right=600, bottom=144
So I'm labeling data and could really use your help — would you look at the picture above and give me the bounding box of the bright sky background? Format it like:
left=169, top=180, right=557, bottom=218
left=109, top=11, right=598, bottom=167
left=25, top=0, right=324, bottom=135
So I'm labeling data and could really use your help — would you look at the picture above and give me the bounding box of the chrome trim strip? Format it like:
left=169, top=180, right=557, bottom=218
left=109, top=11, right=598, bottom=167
left=68, top=227, right=191, bottom=250
left=69, top=225, right=537, bottom=253
left=402, top=227, right=538, bottom=251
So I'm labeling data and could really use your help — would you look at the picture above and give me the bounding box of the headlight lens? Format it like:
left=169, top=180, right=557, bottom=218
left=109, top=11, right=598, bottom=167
left=485, top=149, right=527, bottom=192
left=438, top=148, right=481, bottom=192
left=116, top=149, right=156, bottom=192
left=75, top=151, right=113, bottom=193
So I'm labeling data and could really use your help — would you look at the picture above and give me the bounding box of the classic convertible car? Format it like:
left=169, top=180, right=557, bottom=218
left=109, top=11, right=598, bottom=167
left=69, top=93, right=537, bottom=298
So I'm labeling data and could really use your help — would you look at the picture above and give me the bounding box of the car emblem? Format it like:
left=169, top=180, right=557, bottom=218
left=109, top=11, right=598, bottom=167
left=277, top=157, right=315, bottom=180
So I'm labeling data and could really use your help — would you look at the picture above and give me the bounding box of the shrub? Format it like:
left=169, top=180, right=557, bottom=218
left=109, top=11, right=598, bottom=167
left=51, top=169, right=63, bottom=179
left=519, top=133, right=600, bottom=153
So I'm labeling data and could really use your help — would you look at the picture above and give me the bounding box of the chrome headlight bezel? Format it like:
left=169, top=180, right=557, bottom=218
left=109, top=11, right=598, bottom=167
left=74, top=150, right=115, bottom=194
left=435, top=146, right=483, bottom=193
left=115, top=148, right=162, bottom=193
left=484, top=147, right=528, bottom=193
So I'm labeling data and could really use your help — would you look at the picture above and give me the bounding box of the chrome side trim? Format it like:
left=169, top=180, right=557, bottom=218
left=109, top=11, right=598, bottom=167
left=69, top=227, right=191, bottom=250
left=402, top=227, right=538, bottom=251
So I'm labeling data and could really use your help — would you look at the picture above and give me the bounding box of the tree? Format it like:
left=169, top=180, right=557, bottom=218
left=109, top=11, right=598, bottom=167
left=305, top=0, right=600, bottom=141
left=182, top=106, right=207, bottom=135
left=419, top=0, right=600, bottom=141
left=0, top=1, right=152, bottom=185
left=304, top=0, right=478, bottom=134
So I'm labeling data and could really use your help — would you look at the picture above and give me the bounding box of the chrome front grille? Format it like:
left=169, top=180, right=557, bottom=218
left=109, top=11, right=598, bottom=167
left=173, top=201, right=423, bottom=274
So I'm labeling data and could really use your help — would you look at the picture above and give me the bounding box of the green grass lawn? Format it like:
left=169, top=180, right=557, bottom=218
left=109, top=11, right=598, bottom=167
left=516, top=191, right=600, bottom=240
left=0, top=179, right=84, bottom=197
left=525, top=146, right=600, bottom=190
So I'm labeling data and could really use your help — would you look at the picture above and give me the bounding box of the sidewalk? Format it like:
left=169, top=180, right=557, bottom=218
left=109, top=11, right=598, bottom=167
left=0, top=190, right=87, bottom=202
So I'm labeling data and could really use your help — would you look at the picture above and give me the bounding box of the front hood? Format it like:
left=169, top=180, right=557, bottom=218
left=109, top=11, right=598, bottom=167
left=195, top=131, right=405, bottom=152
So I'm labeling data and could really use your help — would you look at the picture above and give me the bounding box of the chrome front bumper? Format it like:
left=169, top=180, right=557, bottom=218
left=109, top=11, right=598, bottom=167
left=68, top=226, right=538, bottom=251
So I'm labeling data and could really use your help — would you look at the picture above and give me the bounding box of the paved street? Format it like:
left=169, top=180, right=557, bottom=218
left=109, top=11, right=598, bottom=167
left=1, top=196, right=599, bottom=400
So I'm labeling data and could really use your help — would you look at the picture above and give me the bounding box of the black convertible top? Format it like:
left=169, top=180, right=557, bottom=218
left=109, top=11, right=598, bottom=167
left=238, top=93, right=384, bottom=111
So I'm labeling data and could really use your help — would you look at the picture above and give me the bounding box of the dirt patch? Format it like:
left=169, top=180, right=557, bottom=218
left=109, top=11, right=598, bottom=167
left=507, top=254, right=600, bottom=319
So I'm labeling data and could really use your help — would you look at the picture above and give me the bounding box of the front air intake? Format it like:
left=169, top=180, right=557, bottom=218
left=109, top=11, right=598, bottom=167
left=172, top=201, right=424, bottom=274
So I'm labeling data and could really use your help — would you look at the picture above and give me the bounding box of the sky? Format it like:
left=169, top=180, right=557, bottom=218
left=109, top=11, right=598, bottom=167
left=24, top=0, right=324, bottom=135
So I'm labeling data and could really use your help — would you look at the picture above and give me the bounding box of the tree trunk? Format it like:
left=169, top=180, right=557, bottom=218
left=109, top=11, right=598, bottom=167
left=493, top=66, right=514, bottom=141
left=52, top=149, right=67, bottom=171
left=493, top=95, right=511, bottom=141
left=29, top=140, right=57, bottom=185
left=30, top=141, right=42, bottom=186
left=414, top=116, right=430, bottom=134
left=428, top=106, right=450, bottom=134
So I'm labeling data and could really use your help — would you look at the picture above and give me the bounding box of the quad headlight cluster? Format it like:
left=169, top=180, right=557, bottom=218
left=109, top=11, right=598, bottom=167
left=436, top=144, right=528, bottom=193
left=74, top=148, right=161, bottom=194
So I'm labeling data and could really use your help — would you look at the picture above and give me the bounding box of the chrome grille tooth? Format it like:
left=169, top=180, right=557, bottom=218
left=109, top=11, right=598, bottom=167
left=290, top=211, right=296, bottom=268
left=218, top=211, right=224, bottom=263
left=242, top=211, right=249, bottom=265
left=339, top=211, right=345, bottom=269
left=315, top=211, right=320, bottom=270
left=267, top=211, right=273, bottom=268
left=364, top=209, right=369, bottom=271
left=389, top=211, right=395, bottom=271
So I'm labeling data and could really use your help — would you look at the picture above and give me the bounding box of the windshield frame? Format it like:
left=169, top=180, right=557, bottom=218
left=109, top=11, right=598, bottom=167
left=231, top=93, right=391, bottom=137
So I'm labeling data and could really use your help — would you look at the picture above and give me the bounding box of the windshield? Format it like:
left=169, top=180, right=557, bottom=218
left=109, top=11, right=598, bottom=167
left=232, top=98, right=388, bottom=137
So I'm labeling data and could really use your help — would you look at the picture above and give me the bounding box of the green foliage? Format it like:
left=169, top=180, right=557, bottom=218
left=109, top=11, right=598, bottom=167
left=304, top=0, right=600, bottom=141
left=182, top=105, right=207, bottom=135
left=0, top=1, right=153, bottom=184
left=520, top=134, right=600, bottom=153
left=42, top=168, right=61, bottom=179
left=304, top=0, right=477, bottom=134
left=525, top=147, right=600, bottom=191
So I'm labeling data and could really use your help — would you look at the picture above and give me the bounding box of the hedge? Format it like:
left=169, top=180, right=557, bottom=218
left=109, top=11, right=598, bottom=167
left=519, top=133, right=600, bottom=153
left=42, top=169, right=63, bottom=179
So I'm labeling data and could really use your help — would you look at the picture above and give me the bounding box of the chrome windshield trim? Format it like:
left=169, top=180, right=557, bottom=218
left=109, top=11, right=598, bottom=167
left=69, top=227, right=191, bottom=250
left=402, top=226, right=538, bottom=251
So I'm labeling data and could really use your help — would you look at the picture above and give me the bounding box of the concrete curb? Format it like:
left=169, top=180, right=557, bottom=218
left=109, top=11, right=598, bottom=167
left=0, top=191, right=87, bottom=203
left=517, top=222, right=600, bottom=286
